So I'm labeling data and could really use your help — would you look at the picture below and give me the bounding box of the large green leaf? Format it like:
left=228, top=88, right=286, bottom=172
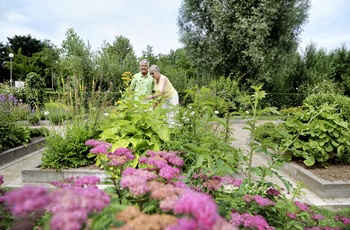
left=303, top=155, right=315, bottom=167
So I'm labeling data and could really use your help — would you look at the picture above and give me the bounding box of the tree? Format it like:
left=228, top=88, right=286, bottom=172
left=96, top=36, right=138, bottom=92
left=178, top=0, right=310, bottom=87
left=59, top=28, right=95, bottom=89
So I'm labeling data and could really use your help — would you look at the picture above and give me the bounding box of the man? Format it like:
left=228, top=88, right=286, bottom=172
left=130, top=59, right=154, bottom=100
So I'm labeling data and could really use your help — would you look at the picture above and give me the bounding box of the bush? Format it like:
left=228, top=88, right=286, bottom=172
left=0, top=94, right=31, bottom=151
left=304, top=92, right=350, bottom=121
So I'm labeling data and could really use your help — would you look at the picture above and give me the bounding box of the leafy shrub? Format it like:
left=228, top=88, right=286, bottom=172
left=24, top=72, right=46, bottom=109
left=304, top=92, right=350, bottom=121
left=255, top=122, right=286, bottom=148
left=41, top=122, right=98, bottom=169
left=27, top=112, right=40, bottom=125
left=281, top=103, right=350, bottom=166
left=44, top=102, right=73, bottom=124
left=0, top=94, right=31, bottom=151
left=279, top=106, right=303, bottom=116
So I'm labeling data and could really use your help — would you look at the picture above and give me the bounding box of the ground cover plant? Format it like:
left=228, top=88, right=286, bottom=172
left=1, top=85, right=350, bottom=229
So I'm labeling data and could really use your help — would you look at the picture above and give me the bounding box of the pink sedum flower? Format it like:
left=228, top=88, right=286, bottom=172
left=120, top=175, right=150, bottom=196
left=1, top=186, right=51, bottom=217
left=173, top=189, right=219, bottom=229
left=253, top=195, right=276, bottom=207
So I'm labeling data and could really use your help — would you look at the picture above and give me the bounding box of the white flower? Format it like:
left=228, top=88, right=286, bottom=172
left=44, top=111, right=49, bottom=116
left=103, top=113, right=108, bottom=116
left=246, top=111, right=249, bottom=114
left=214, top=110, right=219, bottom=114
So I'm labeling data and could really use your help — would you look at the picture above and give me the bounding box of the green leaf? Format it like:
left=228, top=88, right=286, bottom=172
left=303, top=155, right=315, bottom=167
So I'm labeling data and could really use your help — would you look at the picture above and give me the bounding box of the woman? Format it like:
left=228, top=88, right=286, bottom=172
left=147, top=65, right=179, bottom=126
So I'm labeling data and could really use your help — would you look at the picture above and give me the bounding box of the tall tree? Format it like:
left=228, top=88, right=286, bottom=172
left=59, top=28, right=95, bottom=89
left=178, top=0, right=310, bottom=87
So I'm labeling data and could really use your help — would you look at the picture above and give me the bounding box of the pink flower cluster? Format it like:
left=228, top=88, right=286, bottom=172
left=85, top=139, right=112, bottom=154
left=120, top=167, right=158, bottom=196
left=230, top=211, right=275, bottom=230
left=139, top=150, right=184, bottom=180
left=193, top=173, right=242, bottom=191
left=1, top=176, right=110, bottom=230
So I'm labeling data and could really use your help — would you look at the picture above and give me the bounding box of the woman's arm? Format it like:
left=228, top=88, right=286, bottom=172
left=148, top=76, right=167, bottom=99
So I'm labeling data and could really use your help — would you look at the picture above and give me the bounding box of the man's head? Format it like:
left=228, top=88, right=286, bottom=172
left=140, top=59, right=149, bottom=75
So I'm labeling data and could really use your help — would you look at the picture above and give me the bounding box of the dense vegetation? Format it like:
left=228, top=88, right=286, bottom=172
left=1, top=1, right=350, bottom=229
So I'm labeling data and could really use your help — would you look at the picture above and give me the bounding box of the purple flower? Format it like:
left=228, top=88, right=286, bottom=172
left=112, top=148, right=134, bottom=160
left=120, top=175, right=150, bottom=196
left=48, top=187, right=110, bottom=230
left=89, top=143, right=111, bottom=154
left=220, top=176, right=242, bottom=187
left=1, top=186, right=51, bottom=217
left=311, top=214, right=325, bottom=221
left=85, top=139, right=111, bottom=148
left=266, top=188, right=280, bottom=196
left=253, top=195, right=276, bottom=207
left=295, top=201, right=311, bottom=212
left=286, top=212, right=297, bottom=219
left=159, top=165, right=180, bottom=180
left=122, top=167, right=158, bottom=181
left=240, top=213, right=274, bottom=230
left=107, top=155, right=128, bottom=166
left=173, top=190, right=218, bottom=229
left=163, top=151, right=184, bottom=166
left=167, top=217, right=198, bottom=230
left=73, top=176, right=100, bottom=188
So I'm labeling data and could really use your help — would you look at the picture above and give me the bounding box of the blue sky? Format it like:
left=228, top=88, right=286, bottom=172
left=0, top=0, right=349, bottom=57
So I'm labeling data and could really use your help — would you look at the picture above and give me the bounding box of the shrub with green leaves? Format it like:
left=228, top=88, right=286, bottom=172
left=282, top=103, right=350, bottom=166
left=98, top=93, right=170, bottom=167
left=0, top=94, right=31, bottom=151
left=304, top=92, right=350, bottom=121
left=41, top=122, right=98, bottom=169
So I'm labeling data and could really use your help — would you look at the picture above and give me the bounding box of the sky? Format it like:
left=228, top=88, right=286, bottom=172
left=0, top=0, right=350, bottom=57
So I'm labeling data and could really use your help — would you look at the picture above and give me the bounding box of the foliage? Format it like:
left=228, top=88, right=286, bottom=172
left=40, top=122, right=97, bottom=169
left=281, top=103, right=350, bottom=166
left=0, top=94, right=31, bottom=151
left=178, top=0, right=310, bottom=87
left=24, top=72, right=46, bottom=108
left=304, top=92, right=350, bottom=121
left=162, top=85, right=241, bottom=177
left=40, top=78, right=109, bottom=169
left=43, top=101, right=73, bottom=125
left=97, top=91, right=170, bottom=168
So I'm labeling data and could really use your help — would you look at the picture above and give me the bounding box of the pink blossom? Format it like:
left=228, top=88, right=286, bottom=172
left=90, top=144, right=110, bottom=154
left=159, top=165, right=180, bottom=180
left=173, top=190, right=219, bottom=229
left=286, top=212, right=297, bottom=219
left=73, top=176, right=100, bottom=188
left=253, top=195, right=276, bottom=206
left=311, top=214, right=325, bottom=221
left=266, top=188, right=280, bottom=196
left=111, top=148, right=135, bottom=160
left=167, top=217, right=198, bottom=230
left=85, top=139, right=111, bottom=148
left=122, top=167, right=158, bottom=181
left=2, top=186, right=51, bottom=217
left=120, top=175, right=150, bottom=196
left=220, top=176, right=242, bottom=187
left=240, top=213, right=275, bottom=230
left=295, top=201, right=311, bottom=212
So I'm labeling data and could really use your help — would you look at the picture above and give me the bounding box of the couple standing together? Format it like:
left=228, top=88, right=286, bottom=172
left=130, top=59, right=179, bottom=126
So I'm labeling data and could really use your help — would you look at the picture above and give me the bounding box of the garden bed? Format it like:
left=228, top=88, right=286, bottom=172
left=282, top=161, right=350, bottom=199
left=0, top=137, right=46, bottom=166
